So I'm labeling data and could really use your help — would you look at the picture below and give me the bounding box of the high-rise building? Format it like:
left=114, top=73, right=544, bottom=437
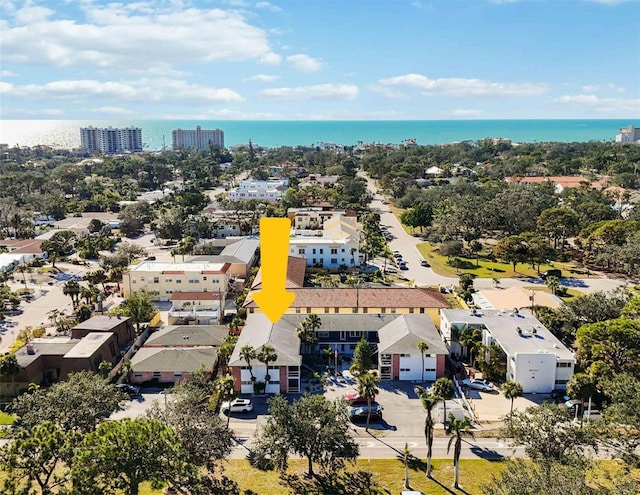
left=80, top=126, right=143, bottom=153
left=172, top=126, right=224, bottom=150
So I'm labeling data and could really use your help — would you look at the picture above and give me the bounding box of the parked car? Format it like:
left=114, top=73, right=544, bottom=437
left=394, top=253, right=403, bottom=259
left=541, top=269, right=562, bottom=280
left=349, top=402, right=383, bottom=421
left=399, top=263, right=409, bottom=270
left=115, top=383, right=140, bottom=396
left=345, top=393, right=375, bottom=406
left=462, top=378, right=494, bottom=391
left=582, top=409, right=602, bottom=422
left=420, top=259, right=430, bottom=267
left=220, top=398, right=253, bottom=414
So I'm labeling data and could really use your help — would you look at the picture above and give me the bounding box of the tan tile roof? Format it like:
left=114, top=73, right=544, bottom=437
left=251, top=255, right=306, bottom=289
left=244, top=287, right=448, bottom=309
left=169, top=292, right=222, bottom=301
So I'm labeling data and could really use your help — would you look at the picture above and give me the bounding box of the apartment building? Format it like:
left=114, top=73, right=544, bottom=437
left=440, top=309, right=575, bottom=393
left=227, top=178, right=289, bottom=202
left=80, top=126, right=143, bottom=153
left=122, top=261, right=231, bottom=301
left=289, top=214, right=361, bottom=268
left=172, top=126, right=224, bottom=150
left=615, top=125, right=640, bottom=144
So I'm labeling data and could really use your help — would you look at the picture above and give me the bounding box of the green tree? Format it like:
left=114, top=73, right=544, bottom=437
left=11, top=371, right=125, bottom=433
left=501, top=380, right=523, bottom=415
left=469, top=239, right=483, bottom=267
left=0, top=353, right=21, bottom=402
left=566, top=372, right=596, bottom=427
left=446, top=416, right=475, bottom=489
left=575, top=318, right=640, bottom=375
left=72, top=418, right=189, bottom=495
left=118, top=290, right=156, bottom=335
left=239, top=345, right=256, bottom=381
left=493, top=235, right=529, bottom=271
left=417, top=341, right=429, bottom=384
left=41, top=230, right=77, bottom=269
left=414, top=385, right=439, bottom=478
left=537, top=207, right=580, bottom=250
left=297, top=313, right=321, bottom=354
left=620, top=295, right=640, bottom=320
left=62, top=279, right=82, bottom=308
left=545, top=275, right=560, bottom=295
left=214, top=375, right=236, bottom=425
left=431, top=377, right=455, bottom=426
left=253, top=394, right=358, bottom=477
left=0, top=421, right=77, bottom=495
left=350, top=337, right=372, bottom=376
left=357, top=371, right=379, bottom=432
left=256, top=344, right=278, bottom=382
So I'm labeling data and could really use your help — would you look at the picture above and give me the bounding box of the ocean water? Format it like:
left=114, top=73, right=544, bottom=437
left=0, top=119, right=634, bottom=150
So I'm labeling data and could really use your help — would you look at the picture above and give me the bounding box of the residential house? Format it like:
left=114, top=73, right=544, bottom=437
left=505, top=176, right=609, bottom=194
left=202, top=208, right=261, bottom=237
left=298, top=174, right=339, bottom=189
left=244, top=287, right=449, bottom=327
left=227, top=178, right=289, bottom=202
left=0, top=239, right=47, bottom=263
left=289, top=214, right=361, bottom=268
left=129, top=324, right=228, bottom=384
left=71, top=315, right=134, bottom=350
left=251, top=255, right=306, bottom=290
left=122, top=261, right=231, bottom=301
left=167, top=291, right=225, bottom=325
left=440, top=309, right=575, bottom=393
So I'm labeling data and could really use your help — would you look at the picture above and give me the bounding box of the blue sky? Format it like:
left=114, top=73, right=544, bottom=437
left=1, top=0, right=638, bottom=120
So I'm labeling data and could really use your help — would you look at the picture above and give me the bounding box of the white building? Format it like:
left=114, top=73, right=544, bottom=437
left=80, top=126, right=143, bottom=153
left=227, top=178, right=288, bottom=202
left=440, top=309, right=575, bottom=393
left=289, top=214, right=361, bottom=268
left=172, top=126, right=224, bottom=150
left=615, top=125, right=640, bottom=144
left=288, top=208, right=350, bottom=231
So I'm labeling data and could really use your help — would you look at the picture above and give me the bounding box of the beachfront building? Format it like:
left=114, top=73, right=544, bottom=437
left=80, top=126, right=143, bottom=153
left=172, top=126, right=224, bottom=150
left=440, top=309, right=575, bottom=393
left=122, top=261, right=231, bottom=301
left=615, top=125, right=640, bottom=144
left=227, top=178, right=289, bottom=202
left=289, top=214, right=361, bottom=268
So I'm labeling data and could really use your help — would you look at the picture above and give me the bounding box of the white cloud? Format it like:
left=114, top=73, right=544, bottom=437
left=1, top=4, right=281, bottom=71
left=1, top=78, right=245, bottom=103
left=255, top=1, right=282, bottom=12
left=450, top=109, right=484, bottom=117
left=260, top=83, right=358, bottom=100
left=245, top=74, right=280, bottom=82
left=555, top=94, right=640, bottom=114
left=378, top=73, right=548, bottom=97
left=90, top=106, right=135, bottom=115
left=581, top=83, right=625, bottom=93
left=589, top=0, right=633, bottom=4
left=159, top=109, right=285, bottom=120
left=0, top=70, right=18, bottom=77
left=24, top=108, right=64, bottom=116
left=286, top=54, right=325, bottom=72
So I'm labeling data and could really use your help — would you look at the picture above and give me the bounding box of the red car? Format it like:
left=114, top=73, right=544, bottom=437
left=345, top=393, right=375, bottom=406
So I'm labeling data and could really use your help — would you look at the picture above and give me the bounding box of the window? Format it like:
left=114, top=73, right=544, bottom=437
left=203, top=276, right=207, bottom=281
left=352, top=307, right=358, bottom=313
left=188, top=278, right=199, bottom=284
left=174, top=371, right=182, bottom=376
left=419, top=308, right=425, bottom=313
left=319, top=249, right=324, bottom=254
left=556, top=362, right=571, bottom=368
left=390, top=308, right=396, bottom=314
left=555, top=379, right=569, bottom=385
left=330, top=248, right=338, bottom=255
left=165, top=279, right=172, bottom=283
left=176, top=279, right=182, bottom=284
left=334, top=307, right=339, bottom=313
left=152, top=277, right=159, bottom=283
left=400, top=368, right=411, bottom=372
left=268, top=366, right=279, bottom=370
left=399, top=353, right=410, bottom=358
left=349, top=331, right=361, bottom=338
left=341, top=248, right=345, bottom=253
left=241, top=380, right=252, bottom=385
left=134, top=372, right=142, bottom=377
left=409, top=308, right=414, bottom=313
left=318, top=331, right=329, bottom=338
left=296, top=308, right=301, bottom=313
left=324, top=307, right=330, bottom=313
left=268, top=380, right=279, bottom=385
left=362, top=307, right=368, bottom=313
left=153, top=372, right=161, bottom=377
left=331, top=258, right=338, bottom=264
left=424, top=368, right=436, bottom=372
left=298, top=249, right=305, bottom=255
left=312, top=248, right=316, bottom=254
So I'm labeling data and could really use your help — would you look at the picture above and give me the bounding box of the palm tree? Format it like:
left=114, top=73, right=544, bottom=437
left=257, top=344, right=278, bottom=382
left=402, top=442, right=411, bottom=489
left=15, top=264, right=30, bottom=291
left=546, top=275, right=560, bottom=295
left=304, top=313, right=322, bottom=333
left=417, top=341, right=429, bottom=384
left=414, top=385, right=439, bottom=478
left=431, top=377, right=455, bottom=426
left=297, top=315, right=320, bottom=355
left=357, top=371, right=379, bottom=432
left=502, top=380, right=523, bottom=415
left=63, top=279, right=82, bottom=308
left=120, top=290, right=156, bottom=335
left=446, top=416, right=475, bottom=489
left=458, top=328, right=482, bottom=366
left=216, top=342, right=236, bottom=374
left=239, top=344, right=256, bottom=381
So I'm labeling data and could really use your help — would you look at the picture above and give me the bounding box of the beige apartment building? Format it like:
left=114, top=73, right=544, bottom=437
left=122, top=261, right=231, bottom=301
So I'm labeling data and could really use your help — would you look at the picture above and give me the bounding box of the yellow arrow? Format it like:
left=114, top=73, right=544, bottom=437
left=252, top=218, right=296, bottom=323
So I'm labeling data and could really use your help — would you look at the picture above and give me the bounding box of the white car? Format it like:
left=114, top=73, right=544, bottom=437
left=220, top=398, right=253, bottom=414
left=462, top=378, right=494, bottom=391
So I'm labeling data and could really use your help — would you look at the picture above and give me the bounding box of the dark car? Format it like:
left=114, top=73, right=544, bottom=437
left=116, top=383, right=141, bottom=396
left=349, top=402, right=383, bottom=421
left=541, top=269, right=562, bottom=279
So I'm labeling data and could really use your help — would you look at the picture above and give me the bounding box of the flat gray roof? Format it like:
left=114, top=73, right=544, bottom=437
left=441, top=309, right=574, bottom=360
left=64, top=332, right=112, bottom=359
left=73, top=315, right=131, bottom=332
left=15, top=338, right=77, bottom=367
left=145, top=325, right=228, bottom=347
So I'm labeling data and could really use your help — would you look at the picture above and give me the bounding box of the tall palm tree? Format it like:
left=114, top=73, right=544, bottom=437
left=257, top=344, right=278, bottom=382
left=414, top=385, right=439, bottom=478
left=446, top=416, right=475, bottom=489
left=458, top=328, right=482, bottom=366
left=15, top=265, right=30, bottom=292
left=502, top=380, right=523, bottom=415
left=62, top=279, right=81, bottom=308
left=239, top=344, right=256, bottom=381
left=402, top=442, right=411, bottom=489
left=357, top=371, right=379, bottom=432
left=304, top=313, right=322, bottom=333
left=215, top=374, right=236, bottom=426
left=417, top=341, right=429, bottom=384
left=216, top=342, right=236, bottom=374
left=546, top=275, right=560, bottom=295
left=431, top=377, right=455, bottom=426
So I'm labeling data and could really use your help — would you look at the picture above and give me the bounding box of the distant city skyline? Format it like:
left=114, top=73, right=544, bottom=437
left=1, top=0, right=639, bottom=120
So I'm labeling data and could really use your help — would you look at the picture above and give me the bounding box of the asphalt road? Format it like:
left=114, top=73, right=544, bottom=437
left=359, top=172, right=630, bottom=294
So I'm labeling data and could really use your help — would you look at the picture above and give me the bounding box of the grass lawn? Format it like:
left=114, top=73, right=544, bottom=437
left=523, top=285, right=583, bottom=301
left=417, top=242, right=578, bottom=280
left=0, top=411, right=15, bottom=425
